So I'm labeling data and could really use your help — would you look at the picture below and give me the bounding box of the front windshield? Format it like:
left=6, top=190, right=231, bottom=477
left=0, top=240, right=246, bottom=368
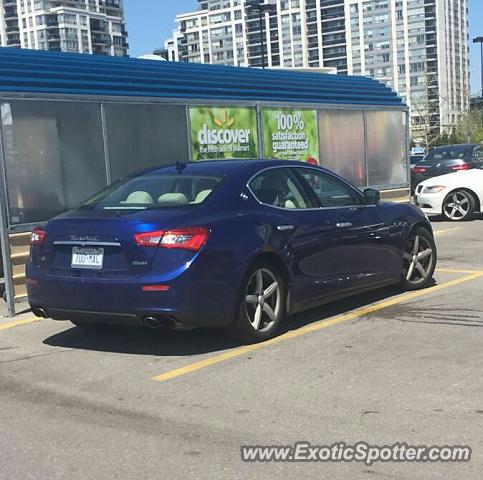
left=80, top=174, right=223, bottom=210
left=425, top=146, right=472, bottom=162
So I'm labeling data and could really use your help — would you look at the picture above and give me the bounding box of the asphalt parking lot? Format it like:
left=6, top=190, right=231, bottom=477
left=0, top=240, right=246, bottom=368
left=1, top=218, right=483, bottom=480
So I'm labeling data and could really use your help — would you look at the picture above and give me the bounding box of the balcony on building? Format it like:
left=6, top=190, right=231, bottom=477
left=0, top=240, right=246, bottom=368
left=90, top=19, right=109, bottom=33
left=5, top=25, right=19, bottom=34
left=103, top=0, right=122, bottom=17
left=92, top=33, right=112, bottom=46
left=6, top=35, right=21, bottom=46
left=92, top=45, right=110, bottom=55
left=47, top=32, right=61, bottom=41
left=4, top=6, right=17, bottom=19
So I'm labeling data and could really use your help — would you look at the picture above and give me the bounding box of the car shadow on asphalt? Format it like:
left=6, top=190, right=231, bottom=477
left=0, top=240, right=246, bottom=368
left=43, top=284, right=413, bottom=357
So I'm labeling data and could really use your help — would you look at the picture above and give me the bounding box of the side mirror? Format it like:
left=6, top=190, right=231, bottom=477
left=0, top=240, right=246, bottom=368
left=363, top=188, right=380, bottom=205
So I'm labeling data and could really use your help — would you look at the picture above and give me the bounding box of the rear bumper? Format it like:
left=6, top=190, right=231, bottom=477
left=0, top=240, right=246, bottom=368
left=27, top=266, right=240, bottom=328
left=45, top=309, right=142, bottom=326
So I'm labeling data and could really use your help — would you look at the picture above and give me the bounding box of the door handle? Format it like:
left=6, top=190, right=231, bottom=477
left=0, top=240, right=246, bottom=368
left=277, top=224, right=295, bottom=231
left=336, top=222, right=353, bottom=228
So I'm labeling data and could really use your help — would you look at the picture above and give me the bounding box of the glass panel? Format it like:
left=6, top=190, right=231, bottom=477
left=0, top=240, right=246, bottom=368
left=105, top=104, right=190, bottom=181
left=475, top=147, right=483, bottom=166
left=249, top=168, right=312, bottom=209
left=81, top=173, right=223, bottom=210
left=366, top=111, right=408, bottom=187
left=317, top=110, right=367, bottom=187
left=425, top=145, right=473, bottom=162
left=296, top=168, right=363, bottom=207
left=0, top=101, right=107, bottom=225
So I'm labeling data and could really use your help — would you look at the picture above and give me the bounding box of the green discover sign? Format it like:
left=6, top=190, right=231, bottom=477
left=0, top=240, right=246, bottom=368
left=189, top=106, right=259, bottom=160
left=262, top=108, right=319, bottom=164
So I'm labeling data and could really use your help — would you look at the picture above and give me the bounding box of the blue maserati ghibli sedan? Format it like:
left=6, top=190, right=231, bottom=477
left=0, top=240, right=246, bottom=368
left=27, top=160, right=437, bottom=342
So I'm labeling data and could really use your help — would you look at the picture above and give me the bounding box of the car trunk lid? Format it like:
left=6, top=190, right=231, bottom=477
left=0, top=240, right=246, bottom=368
left=37, top=208, right=203, bottom=279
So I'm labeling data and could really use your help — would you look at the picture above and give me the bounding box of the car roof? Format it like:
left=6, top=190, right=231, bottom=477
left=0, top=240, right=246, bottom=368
left=139, top=159, right=327, bottom=177
left=431, top=144, right=477, bottom=149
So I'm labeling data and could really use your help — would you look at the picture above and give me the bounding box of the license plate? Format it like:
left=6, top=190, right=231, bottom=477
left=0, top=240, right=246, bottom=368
left=71, top=247, right=104, bottom=270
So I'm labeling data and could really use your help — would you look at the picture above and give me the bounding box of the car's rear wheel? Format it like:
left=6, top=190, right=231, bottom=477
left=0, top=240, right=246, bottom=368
left=442, top=190, right=475, bottom=221
left=401, top=227, right=437, bottom=290
left=231, top=261, right=286, bottom=343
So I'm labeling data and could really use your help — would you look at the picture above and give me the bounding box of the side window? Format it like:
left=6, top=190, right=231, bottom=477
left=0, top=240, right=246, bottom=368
left=296, top=168, right=363, bottom=208
left=475, top=147, right=483, bottom=167
left=249, top=168, right=313, bottom=209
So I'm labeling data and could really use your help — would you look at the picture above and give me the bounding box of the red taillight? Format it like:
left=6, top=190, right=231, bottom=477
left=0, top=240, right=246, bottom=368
left=134, top=227, right=209, bottom=251
left=134, top=230, right=165, bottom=247
left=30, top=227, right=47, bottom=245
left=413, top=166, right=427, bottom=174
left=451, top=163, right=472, bottom=171
left=161, top=228, right=209, bottom=251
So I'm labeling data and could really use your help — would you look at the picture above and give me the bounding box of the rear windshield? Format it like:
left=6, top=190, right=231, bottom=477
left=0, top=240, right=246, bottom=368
left=425, top=146, right=473, bottom=162
left=410, top=155, right=424, bottom=164
left=80, top=174, right=223, bottom=210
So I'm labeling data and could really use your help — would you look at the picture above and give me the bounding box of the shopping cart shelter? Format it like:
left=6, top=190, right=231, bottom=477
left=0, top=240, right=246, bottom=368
left=0, top=47, right=409, bottom=315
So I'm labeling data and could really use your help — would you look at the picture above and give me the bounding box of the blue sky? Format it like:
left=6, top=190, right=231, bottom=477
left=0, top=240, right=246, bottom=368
left=125, top=0, right=483, bottom=95
left=124, top=0, right=197, bottom=56
left=467, top=0, right=483, bottom=95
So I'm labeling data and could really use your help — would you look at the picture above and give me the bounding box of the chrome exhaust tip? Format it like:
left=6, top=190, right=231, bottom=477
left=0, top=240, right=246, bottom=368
left=143, top=316, right=177, bottom=329
left=143, top=315, right=192, bottom=331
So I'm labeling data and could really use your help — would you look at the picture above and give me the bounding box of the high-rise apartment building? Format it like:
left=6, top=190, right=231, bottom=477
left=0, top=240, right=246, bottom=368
left=166, top=0, right=469, bottom=140
left=0, top=0, right=128, bottom=56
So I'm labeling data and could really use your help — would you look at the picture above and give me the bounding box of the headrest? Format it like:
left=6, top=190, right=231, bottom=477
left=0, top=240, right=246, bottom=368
left=193, top=189, right=212, bottom=204
left=157, top=193, right=189, bottom=205
left=122, top=191, right=153, bottom=204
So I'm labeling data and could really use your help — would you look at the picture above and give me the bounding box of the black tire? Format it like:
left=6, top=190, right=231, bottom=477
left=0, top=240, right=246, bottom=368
left=442, top=190, right=475, bottom=221
left=400, top=227, right=437, bottom=291
left=230, top=260, right=287, bottom=343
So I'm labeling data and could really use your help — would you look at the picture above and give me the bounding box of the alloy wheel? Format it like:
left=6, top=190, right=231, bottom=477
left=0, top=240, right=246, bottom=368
left=245, top=268, right=281, bottom=332
left=443, top=191, right=471, bottom=220
left=403, top=234, right=434, bottom=285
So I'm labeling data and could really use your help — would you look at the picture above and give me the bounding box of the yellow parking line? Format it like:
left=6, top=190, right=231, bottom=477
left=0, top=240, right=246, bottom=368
left=152, top=272, right=483, bottom=383
left=434, top=227, right=463, bottom=236
left=0, top=317, right=42, bottom=331
left=437, top=268, right=483, bottom=274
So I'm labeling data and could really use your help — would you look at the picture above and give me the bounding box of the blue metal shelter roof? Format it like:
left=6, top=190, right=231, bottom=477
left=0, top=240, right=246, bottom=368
left=0, top=47, right=405, bottom=107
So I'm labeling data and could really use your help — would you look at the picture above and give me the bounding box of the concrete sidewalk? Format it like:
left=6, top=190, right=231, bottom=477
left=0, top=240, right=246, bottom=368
left=0, top=299, right=37, bottom=327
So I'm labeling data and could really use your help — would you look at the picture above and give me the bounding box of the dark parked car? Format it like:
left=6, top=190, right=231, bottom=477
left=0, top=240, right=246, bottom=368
left=411, top=144, right=483, bottom=191
left=409, top=154, right=425, bottom=171
left=27, top=160, right=437, bottom=343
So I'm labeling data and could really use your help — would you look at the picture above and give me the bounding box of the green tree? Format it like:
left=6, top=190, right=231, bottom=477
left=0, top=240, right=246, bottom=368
left=456, top=107, right=483, bottom=144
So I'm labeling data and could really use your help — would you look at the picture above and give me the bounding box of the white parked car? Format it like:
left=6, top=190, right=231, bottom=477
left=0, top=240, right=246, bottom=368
left=414, top=169, right=483, bottom=221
